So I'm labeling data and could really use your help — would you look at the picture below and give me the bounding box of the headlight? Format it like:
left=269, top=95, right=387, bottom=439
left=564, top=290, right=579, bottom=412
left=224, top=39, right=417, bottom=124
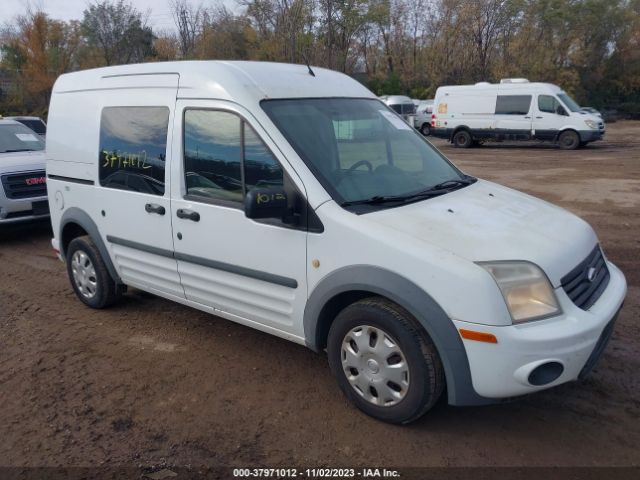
left=584, top=119, right=598, bottom=129
left=479, top=261, right=562, bottom=323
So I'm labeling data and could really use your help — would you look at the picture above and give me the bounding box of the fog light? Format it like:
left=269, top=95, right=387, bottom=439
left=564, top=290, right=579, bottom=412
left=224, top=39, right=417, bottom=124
left=528, top=362, right=564, bottom=386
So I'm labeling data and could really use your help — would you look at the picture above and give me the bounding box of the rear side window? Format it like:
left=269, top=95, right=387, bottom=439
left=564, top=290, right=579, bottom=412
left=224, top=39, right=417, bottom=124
left=495, top=95, right=532, bottom=115
left=99, top=107, right=170, bottom=196
left=183, top=109, right=283, bottom=206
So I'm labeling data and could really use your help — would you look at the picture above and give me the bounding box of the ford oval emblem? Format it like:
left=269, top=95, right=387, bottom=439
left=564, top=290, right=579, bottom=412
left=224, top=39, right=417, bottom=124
left=587, top=267, right=597, bottom=282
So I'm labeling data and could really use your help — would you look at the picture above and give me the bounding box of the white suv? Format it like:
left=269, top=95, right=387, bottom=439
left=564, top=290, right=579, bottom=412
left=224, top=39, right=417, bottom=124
left=46, top=61, right=626, bottom=424
left=0, top=119, right=49, bottom=225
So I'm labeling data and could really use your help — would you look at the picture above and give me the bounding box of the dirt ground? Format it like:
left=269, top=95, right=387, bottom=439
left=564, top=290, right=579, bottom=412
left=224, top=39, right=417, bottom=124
left=1, top=122, right=639, bottom=474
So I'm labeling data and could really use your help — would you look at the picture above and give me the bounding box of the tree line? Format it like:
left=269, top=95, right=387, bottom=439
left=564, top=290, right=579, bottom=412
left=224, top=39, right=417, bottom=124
left=1, top=0, right=638, bottom=118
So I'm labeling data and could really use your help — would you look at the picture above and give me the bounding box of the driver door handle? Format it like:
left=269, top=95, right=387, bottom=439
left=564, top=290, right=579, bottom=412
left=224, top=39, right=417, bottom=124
left=145, top=203, right=166, bottom=215
left=536, top=116, right=544, bottom=119
left=176, top=208, right=200, bottom=222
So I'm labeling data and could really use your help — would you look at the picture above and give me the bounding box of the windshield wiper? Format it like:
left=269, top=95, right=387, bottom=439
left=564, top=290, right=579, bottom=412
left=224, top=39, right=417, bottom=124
left=3, top=148, right=37, bottom=153
left=341, top=176, right=476, bottom=208
left=430, top=177, right=476, bottom=190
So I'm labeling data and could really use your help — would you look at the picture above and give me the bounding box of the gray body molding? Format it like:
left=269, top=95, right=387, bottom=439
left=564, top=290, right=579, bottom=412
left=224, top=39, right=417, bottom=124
left=303, top=265, right=495, bottom=406
left=59, top=207, right=122, bottom=284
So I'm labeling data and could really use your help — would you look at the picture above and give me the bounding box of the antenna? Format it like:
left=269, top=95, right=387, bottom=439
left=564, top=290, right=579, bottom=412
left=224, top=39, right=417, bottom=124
left=301, top=53, right=316, bottom=77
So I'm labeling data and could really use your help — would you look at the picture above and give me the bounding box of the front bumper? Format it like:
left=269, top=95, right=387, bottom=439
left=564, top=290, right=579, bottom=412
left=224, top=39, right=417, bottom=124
left=579, top=129, right=605, bottom=142
left=453, top=261, right=626, bottom=399
left=0, top=196, right=50, bottom=225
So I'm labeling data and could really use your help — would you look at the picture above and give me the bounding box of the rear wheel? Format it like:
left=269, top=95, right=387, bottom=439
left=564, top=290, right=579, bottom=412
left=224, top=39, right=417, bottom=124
left=558, top=130, right=580, bottom=150
left=453, top=130, right=472, bottom=148
left=420, top=123, right=431, bottom=136
left=327, top=297, right=444, bottom=424
left=67, top=236, right=118, bottom=309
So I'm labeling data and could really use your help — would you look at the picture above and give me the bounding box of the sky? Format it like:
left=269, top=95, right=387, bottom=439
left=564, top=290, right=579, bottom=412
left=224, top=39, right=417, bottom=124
left=2, top=0, right=239, bottom=32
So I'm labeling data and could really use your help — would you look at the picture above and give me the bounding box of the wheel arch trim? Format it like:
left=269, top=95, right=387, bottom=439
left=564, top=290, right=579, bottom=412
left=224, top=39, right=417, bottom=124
left=59, top=207, right=122, bottom=284
left=303, top=265, right=494, bottom=406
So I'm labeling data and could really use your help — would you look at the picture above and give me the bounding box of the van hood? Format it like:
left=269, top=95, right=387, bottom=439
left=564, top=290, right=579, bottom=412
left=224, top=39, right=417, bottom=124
left=0, top=150, right=46, bottom=173
left=366, top=179, right=597, bottom=287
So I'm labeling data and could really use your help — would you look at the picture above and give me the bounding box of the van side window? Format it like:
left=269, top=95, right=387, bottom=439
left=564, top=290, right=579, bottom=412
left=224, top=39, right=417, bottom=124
left=244, top=124, right=283, bottom=192
left=183, top=109, right=284, bottom=204
left=538, top=95, right=561, bottom=114
left=495, top=95, right=532, bottom=115
left=184, top=110, right=243, bottom=204
left=99, top=107, right=169, bottom=195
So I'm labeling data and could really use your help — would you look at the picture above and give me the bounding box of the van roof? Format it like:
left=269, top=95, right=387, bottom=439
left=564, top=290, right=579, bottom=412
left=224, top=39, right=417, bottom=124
left=437, top=82, right=563, bottom=93
left=52, top=61, right=375, bottom=104
left=380, top=95, right=413, bottom=104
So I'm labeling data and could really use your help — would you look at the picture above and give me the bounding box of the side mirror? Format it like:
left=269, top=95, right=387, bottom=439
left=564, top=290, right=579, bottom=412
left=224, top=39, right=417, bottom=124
left=556, top=105, right=568, bottom=116
left=244, top=187, right=288, bottom=220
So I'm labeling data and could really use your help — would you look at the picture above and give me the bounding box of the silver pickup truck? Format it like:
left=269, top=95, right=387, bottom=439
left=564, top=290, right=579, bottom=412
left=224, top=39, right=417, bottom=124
left=0, top=119, right=49, bottom=225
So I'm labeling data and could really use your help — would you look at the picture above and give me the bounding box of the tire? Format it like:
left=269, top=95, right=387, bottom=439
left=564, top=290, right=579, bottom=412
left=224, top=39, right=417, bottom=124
left=420, top=123, right=431, bottom=136
left=327, top=297, right=444, bottom=424
left=452, top=130, right=472, bottom=148
left=66, top=235, right=118, bottom=309
left=558, top=130, right=580, bottom=150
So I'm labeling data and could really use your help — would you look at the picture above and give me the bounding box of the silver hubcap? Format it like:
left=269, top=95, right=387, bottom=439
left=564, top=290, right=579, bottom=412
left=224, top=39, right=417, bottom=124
left=341, top=325, right=410, bottom=407
left=71, top=250, right=98, bottom=299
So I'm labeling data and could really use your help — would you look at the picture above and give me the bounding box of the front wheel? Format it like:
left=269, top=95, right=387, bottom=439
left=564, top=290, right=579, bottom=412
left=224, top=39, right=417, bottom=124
left=558, top=130, right=580, bottom=150
left=66, top=236, right=119, bottom=309
left=327, top=298, right=444, bottom=424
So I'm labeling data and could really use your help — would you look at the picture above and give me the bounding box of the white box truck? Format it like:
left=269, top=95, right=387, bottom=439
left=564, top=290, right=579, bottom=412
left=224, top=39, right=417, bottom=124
left=46, top=62, right=625, bottom=423
left=431, top=79, right=605, bottom=149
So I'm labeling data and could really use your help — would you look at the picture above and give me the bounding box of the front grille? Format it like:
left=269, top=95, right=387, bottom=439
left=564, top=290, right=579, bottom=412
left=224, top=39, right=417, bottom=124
left=561, top=245, right=610, bottom=310
left=1, top=170, right=47, bottom=199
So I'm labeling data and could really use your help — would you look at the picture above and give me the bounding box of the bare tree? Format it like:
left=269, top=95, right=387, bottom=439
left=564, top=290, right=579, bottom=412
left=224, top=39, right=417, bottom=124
left=169, top=0, right=203, bottom=58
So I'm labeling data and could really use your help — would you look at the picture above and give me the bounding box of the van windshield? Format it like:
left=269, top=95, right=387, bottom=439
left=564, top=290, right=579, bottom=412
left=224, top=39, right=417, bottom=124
left=262, top=98, right=470, bottom=211
left=557, top=93, right=581, bottom=113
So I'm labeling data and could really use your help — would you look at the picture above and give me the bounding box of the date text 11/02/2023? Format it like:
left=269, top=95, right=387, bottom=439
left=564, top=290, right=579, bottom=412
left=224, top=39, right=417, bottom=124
left=232, top=468, right=401, bottom=478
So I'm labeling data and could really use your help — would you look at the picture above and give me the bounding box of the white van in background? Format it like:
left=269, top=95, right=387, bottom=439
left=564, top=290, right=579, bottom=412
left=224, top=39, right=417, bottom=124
left=47, top=62, right=625, bottom=424
left=379, top=95, right=416, bottom=126
left=431, top=79, right=605, bottom=149
left=414, top=100, right=434, bottom=136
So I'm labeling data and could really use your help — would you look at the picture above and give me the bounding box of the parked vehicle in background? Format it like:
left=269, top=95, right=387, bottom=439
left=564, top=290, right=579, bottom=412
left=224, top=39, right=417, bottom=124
left=0, top=119, right=49, bottom=225
left=414, top=100, right=434, bottom=136
left=5, top=116, right=47, bottom=140
left=379, top=95, right=416, bottom=126
left=431, top=79, right=605, bottom=149
left=580, top=107, right=602, bottom=118
left=47, top=61, right=625, bottom=424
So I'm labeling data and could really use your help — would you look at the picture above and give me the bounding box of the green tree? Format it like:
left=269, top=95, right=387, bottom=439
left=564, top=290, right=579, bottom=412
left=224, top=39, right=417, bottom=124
left=81, top=0, right=154, bottom=66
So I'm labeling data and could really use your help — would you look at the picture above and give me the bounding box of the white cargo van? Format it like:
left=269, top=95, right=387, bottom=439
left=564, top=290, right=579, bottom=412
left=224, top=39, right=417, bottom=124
left=47, top=62, right=626, bottom=424
left=431, top=79, right=605, bottom=149
left=414, top=100, right=434, bottom=136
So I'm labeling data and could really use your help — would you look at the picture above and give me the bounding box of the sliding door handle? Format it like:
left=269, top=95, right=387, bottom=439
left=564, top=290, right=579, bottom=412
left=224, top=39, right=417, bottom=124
left=145, top=203, right=166, bottom=215
left=176, top=208, right=200, bottom=222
